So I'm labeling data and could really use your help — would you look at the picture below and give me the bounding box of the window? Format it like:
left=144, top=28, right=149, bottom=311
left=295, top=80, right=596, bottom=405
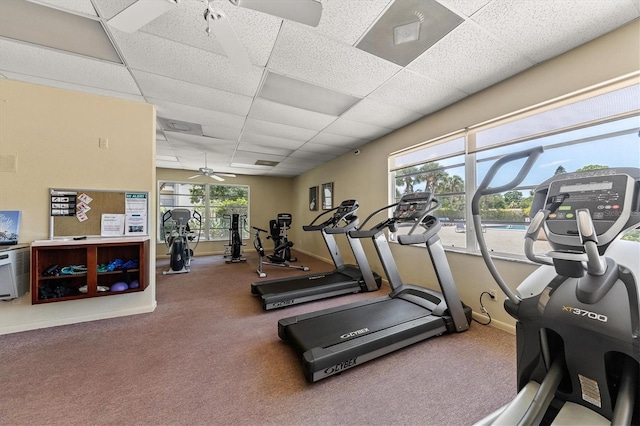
left=391, top=135, right=467, bottom=248
left=158, top=181, right=249, bottom=242
left=390, top=79, right=640, bottom=257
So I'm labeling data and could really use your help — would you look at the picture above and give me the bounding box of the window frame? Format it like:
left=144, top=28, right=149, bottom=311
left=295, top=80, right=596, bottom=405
left=389, top=75, right=640, bottom=258
left=157, top=180, right=250, bottom=243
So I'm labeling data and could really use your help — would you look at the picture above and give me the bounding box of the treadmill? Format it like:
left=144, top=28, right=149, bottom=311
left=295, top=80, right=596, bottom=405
left=251, top=199, right=382, bottom=310
left=278, top=191, right=472, bottom=382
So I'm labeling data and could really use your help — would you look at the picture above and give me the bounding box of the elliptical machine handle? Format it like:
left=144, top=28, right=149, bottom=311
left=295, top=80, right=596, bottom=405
left=471, top=146, right=544, bottom=306
left=471, top=146, right=544, bottom=215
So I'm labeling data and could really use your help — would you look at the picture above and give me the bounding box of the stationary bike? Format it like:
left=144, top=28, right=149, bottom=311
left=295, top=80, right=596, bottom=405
left=472, top=147, right=639, bottom=425
left=162, top=209, right=201, bottom=275
left=224, top=213, right=247, bottom=263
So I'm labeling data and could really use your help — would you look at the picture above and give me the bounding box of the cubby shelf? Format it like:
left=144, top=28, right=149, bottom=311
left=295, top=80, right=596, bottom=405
left=31, top=237, right=149, bottom=304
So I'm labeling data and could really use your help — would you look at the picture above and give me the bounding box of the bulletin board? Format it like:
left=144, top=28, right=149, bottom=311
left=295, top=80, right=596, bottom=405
left=49, top=189, right=148, bottom=238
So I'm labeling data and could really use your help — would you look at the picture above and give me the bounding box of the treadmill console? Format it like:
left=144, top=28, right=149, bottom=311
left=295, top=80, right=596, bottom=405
left=333, top=199, right=359, bottom=221
left=394, top=192, right=434, bottom=223
left=533, top=169, right=639, bottom=248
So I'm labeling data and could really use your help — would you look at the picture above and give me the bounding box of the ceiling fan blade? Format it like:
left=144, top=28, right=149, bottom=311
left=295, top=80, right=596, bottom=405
left=230, top=0, right=322, bottom=27
left=108, top=0, right=178, bottom=33
left=188, top=174, right=201, bottom=179
left=208, top=12, right=252, bottom=72
left=214, top=173, right=236, bottom=178
left=211, top=174, right=225, bottom=182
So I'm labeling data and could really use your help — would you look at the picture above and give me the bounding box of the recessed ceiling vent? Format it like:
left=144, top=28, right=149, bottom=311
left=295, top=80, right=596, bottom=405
left=255, top=160, right=279, bottom=167
left=157, top=117, right=203, bottom=135
left=356, top=0, right=463, bottom=66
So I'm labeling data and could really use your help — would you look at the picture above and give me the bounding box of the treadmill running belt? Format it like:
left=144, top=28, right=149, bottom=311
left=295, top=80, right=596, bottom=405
left=255, top=271, right=355, bottom=295
left=286, top=298, right=431, bottom=352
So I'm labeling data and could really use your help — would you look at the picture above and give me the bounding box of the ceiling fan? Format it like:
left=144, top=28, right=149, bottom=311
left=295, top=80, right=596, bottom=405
left=188, top=153, right=237, bottom=181
left=107, top=0, right=323, bottom=72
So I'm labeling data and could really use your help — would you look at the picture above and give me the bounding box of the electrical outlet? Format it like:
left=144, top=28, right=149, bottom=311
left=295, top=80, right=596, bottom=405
left=99, top=137, right=108, bottom=149
left=489, top=289, right=497, bottom=300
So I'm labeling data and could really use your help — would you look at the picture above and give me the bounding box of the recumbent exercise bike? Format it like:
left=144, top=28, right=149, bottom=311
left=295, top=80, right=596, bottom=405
left=252, top=213, right=309, bottom=278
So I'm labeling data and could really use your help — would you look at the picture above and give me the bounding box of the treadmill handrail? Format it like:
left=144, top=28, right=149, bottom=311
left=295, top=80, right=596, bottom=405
left=303, top=200, right=360, bottom=231
left=324, top=216, right=359, bottom=234
left=303, top=205, right=341, bottom=231
left=397, top=216, right=441, bottom=246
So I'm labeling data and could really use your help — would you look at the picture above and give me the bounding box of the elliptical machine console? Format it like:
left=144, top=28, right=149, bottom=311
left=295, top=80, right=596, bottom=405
left=472, top=147, right=640, bottom=425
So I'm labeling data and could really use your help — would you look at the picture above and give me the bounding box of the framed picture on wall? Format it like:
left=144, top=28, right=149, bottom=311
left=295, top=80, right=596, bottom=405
left=321, top=182, right=333, bottom=210
left=309, top=186, right=318, bottom=211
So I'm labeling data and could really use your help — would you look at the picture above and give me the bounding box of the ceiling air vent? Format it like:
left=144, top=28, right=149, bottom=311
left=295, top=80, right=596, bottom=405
left=255, top=160, right=279, bottom=167
left=157, top=117, right=203, bottom=135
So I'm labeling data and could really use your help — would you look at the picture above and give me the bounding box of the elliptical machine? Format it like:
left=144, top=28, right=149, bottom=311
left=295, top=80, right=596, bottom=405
left=472, top=147, right=639, bottom=425
left=162, top=209, right=201, bottom=275
left=224, top=213, right=247, bottom=263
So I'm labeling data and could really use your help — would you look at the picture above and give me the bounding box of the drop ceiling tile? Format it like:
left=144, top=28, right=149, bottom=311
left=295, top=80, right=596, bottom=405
left=278, top=157, right=325, bottom=169
left=156, top=160, right=183, bottom=169
left=239, top=132, right=306, bottom=150
left=289, top=150, right=337, bottom=162
left=35, top=0, right=97, bottom=16
left=0, top=71, right=145, bottom=102
left=244, top=118, right=318, bottom=141
left=0, top=39, right=140, bottom=94
left=268, top=21, right=402, bottom=97
left=308, top=132, right=368, bottom=148
left=367, top=69, right=467, bottom=115
left=236, top=143, right=293, bottom=156
left=111, top=30, right=263, bottom=97
left=341, top=98, right=422, bottom=129
left=232, top=151, right=286, bottom=165
left=92, top=0, right=134, bottom=19
left=133, top=70, right=252, bottom=117
left=249, top=98, right=337, bottom=131
left=472, top=0, right=640, bottom=63
left=150, top=98, right=245, bottom=130
left=202, top=124, right=241, bottom=141
left=323, top=117, right=393, bottom=140
left=438, top=0, right=491, bottom=17
left=298, top=143, right=351, bottom=156
left=269, top=162, right=314, bottom=171
left=165, top=132, right=237, bottom=154
left=314, top=0, right=393, bottom=45
left=408, top=21, right=535, bottom=94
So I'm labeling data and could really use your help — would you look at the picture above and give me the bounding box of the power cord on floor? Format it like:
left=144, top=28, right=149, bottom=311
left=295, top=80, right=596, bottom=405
left=472, top=291, right=494, bottom=326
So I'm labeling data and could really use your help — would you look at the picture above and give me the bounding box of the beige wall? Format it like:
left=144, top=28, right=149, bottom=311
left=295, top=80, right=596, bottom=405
left=292, top=21, right=640, bottom=332
left=156, top=168, right=295, bottom=256
left=0, top=80, right=157, bottom=334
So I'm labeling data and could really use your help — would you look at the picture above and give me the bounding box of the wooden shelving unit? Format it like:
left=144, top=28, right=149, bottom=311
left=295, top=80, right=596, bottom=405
left=31, top=237, right=149, bottom=304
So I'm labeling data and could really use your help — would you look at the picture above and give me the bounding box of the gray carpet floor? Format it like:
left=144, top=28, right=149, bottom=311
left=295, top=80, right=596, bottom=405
left=1, top=251, right=517, bottom=425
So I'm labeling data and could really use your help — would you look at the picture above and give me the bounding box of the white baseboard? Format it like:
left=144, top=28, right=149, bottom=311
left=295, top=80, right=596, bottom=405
left=472, top=311, right=516, bottom=334
left=0, top=301, right=157, bottom=335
